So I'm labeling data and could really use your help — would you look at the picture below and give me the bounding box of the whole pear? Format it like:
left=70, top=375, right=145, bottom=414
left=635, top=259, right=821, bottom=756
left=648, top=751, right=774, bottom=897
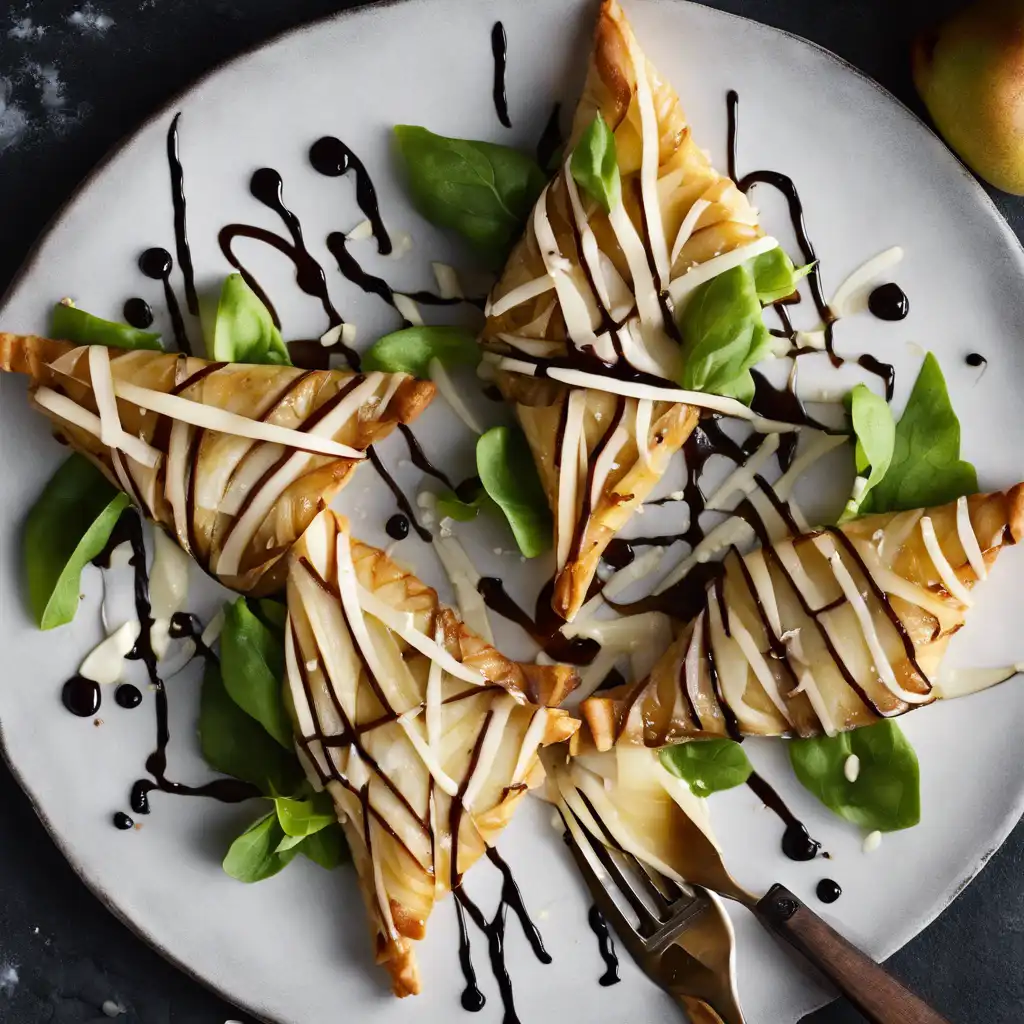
left=913, top=0, right=1024, bottom=195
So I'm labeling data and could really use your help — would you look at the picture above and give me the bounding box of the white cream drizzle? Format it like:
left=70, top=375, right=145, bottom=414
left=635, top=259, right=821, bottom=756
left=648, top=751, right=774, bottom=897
left=79, top=620, right=141, bottom=685
left=432, top=262, right=463, bottom=300
left=669, top=198, right=711, bottom=268
left=934, top=664, right=1023, bottom=699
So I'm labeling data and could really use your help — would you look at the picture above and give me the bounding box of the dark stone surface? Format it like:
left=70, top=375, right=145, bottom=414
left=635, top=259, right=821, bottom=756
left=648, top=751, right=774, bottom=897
left=0, top=1, right=1022, bottom=1022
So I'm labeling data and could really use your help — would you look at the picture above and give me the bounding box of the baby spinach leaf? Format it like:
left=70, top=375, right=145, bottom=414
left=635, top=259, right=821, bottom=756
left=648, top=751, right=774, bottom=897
left=210, top=274, right=291, bottom=366
left=362, top=326, right=480, bottom=378
left=51, top=301, right=162, bottom=351
left=393, top=126, right=546, bottom=264
left=839, top=384, right=896, bottom=522
left=23, top=455, right=131, bottom=630
left=659, top=739, right=753, bottom=796
left=864, top=353, right=977, bottom=514
left=223, top=810, right=299, bottom=883
left=220, top=597, right=292, bottom=749
left=274, top=791, right=336, bottom=839
left=198, top=659, right=303, bottom=796
left=678, top=264, right=772, bottom=400
left=748, top=248, right=814, bottom=305
left=476, top=426, right=552, bottom=558
left=788, top=720, right=920, bottom=833
left=570, top=114, right=621, bottom=212
left=300, top=822, right=349, bottom=870
left=254, top=597, right=288, bottom=634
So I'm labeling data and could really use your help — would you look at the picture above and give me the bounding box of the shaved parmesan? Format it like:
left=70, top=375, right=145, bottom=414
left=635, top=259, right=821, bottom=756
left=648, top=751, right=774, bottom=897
left=486, top=274, right=556, bottom=318
left=556, top=390, right=588, bottom=570
left=920, top=516, right=973, bottom=606
left=112, top=380, right=365, bottom=460
left=667, top=236, right=780, bottom=308
left=830, top=246, right=903, bottom=318
left=393, top=294, right=423, bottom=326
left=956, top=496, right=987, bottom=581
left=669, top=198, right=711, bottom=267
left=432, top=262, right=463, bottom=300
left=396, top=708, right=460, bottom=795
left=429, top=357, right=483, bottom=434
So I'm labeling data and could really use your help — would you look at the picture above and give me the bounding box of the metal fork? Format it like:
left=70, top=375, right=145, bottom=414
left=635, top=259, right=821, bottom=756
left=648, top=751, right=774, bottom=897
left=561, top=794, right=951, bottom=1024
left=560, top=802, right=744, bottom=1023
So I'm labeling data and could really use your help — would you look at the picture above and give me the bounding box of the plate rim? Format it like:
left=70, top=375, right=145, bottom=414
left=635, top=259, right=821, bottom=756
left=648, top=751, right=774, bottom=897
left=2, top=1, right=1022, bottom=1021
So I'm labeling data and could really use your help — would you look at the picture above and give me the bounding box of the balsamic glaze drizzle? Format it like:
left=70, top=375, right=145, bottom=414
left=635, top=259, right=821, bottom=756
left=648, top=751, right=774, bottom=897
left=109, top=510, right=260, bottom=813
left=477, top=576, right=599, bottom=665
left=454, top=847, right=551, bottom=1021
left=587, top=905, right=621, bottom=986
left=746, top=772, right=821, bottom=862
left=166, top=113, right=198, bottom=317
left=309, top=136, right=392, bottom=255
left=139, top=247, right=191, bottom=354
left=727, top=90, right=895, bottom=401
left=491, top=22, right=512, bottom=128
left=122, top=297, right=154, bottom=330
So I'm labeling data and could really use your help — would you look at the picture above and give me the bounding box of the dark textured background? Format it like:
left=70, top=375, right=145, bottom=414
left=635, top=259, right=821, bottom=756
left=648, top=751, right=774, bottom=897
left=1, top=1, right=1022, bottom=1022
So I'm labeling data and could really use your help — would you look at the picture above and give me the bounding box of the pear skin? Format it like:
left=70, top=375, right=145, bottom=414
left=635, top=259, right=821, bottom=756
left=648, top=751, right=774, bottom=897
left=913, top=0, right=1024, bottom=195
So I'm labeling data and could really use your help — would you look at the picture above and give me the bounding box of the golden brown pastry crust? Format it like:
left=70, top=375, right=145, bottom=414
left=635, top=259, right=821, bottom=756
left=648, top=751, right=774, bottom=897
left=480, top=0, right=763, bottom=623
left=0, top=333, right=434, bottom=594
left=582, top=486, right=1024, bottom=750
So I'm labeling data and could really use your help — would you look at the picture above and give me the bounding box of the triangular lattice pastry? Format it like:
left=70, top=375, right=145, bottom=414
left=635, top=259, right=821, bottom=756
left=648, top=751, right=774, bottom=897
left=285, top=510, right=580, bottom=997
left=481, top=0, right=765, bottom=622
left=582, top=486, right=1024, bottom=748
left=0, top=333, right=433, bottom=594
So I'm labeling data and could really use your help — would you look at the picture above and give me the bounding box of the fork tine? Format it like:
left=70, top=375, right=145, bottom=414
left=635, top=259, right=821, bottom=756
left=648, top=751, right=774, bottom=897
left=559, top=810, right=650, bottom=965
left=576, top=823, right=663, bottom=934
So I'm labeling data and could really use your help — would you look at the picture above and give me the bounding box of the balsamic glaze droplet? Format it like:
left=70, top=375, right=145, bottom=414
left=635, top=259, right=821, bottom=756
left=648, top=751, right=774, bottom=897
left=130, top=780, right=152, bottom=816
left=139, top=247, right=173, bottom=280
left=115, top=683, right=143, bottom=710
left=62, top=676, right=101, bottom=718
left=113, top=812, right=134, bottom=831
left=386, top=514, right=410, bottom=541
left=602, top=539, right=635, bottom=570
left=816, top=879, right=842, bottom=904
left=122, top=297, right=154, bottom=329
left=966, top=352, right=987, bottom=368
left=867, top=282, right=909, bottom=321
left=782, top=822, right=822, bottom=862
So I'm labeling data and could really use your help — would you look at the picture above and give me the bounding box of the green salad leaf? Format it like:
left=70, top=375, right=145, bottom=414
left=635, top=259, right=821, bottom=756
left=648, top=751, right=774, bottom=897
left=863, top=353, right=978, bottom=514
left=273, top=791, right=336, bottom=838
left=51, top=300, right=162, bottom=351
left=198, top=659, right=303, bottom=796
left=298, top=822, right=349, bottom=869
left=839, top=384, right=896, bottom=522
left=476, top=426, right=552, bottom=557
left=23, top=455, right=130, bottom=630
left=788, top=720, right=921, bottom=833
left=570, top=114, right=621, bottom=212
left=748, top=248, right=814, bottom=304
left=394, top=126, right=546, bottom=263
left=209, top=273, right=291, bottom=365
left=220, top=597, right=292, bottom=749
left=436, top=477, right=495, bottom=522
left=223, top=811, right=299, bottom=883
left=660, top=739, right=753, bottom=796
left=362, top=326, right=480, bottom=378
left=678, top=264, right=772, bottom=401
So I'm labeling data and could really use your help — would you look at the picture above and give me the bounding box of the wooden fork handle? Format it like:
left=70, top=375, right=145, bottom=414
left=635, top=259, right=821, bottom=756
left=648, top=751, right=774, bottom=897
left=754, top=885, right=950, bottom=1024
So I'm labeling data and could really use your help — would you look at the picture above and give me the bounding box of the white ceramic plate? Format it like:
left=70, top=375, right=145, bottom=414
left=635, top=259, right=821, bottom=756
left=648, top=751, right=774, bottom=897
left=2, top=1, right=1023, bottom=1021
